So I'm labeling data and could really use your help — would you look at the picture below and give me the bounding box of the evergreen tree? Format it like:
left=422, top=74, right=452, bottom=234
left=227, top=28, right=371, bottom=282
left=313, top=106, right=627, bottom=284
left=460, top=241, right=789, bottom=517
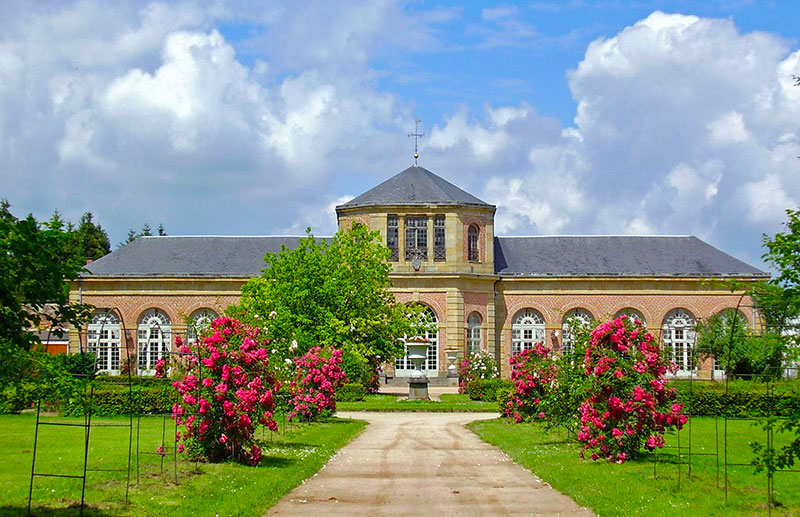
left=76, top=212, right=111, bottom=261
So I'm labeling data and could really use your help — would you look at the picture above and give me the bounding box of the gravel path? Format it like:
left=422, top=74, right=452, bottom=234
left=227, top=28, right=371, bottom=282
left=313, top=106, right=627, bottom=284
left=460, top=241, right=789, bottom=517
left=267, top=412, right=595, bottom=516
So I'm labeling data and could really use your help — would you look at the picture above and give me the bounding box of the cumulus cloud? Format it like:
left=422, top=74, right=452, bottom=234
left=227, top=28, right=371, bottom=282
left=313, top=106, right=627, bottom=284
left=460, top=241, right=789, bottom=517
left=1, top=3, right=799, bottom=272
left=421, top=11, right=799, bottom=266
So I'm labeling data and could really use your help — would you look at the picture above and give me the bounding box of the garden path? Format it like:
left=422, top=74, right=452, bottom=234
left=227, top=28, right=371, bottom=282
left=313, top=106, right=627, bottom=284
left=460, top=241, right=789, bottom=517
left=267, top=412, right=594, bottom=516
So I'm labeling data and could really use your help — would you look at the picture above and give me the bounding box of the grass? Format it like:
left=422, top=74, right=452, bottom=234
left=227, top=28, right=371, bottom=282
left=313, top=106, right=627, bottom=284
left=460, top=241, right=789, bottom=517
left=336, top=392, right=499, bottom=412
left=0, top=413, right=365, bottom=516
left=469, top=416, right=800, bottom=516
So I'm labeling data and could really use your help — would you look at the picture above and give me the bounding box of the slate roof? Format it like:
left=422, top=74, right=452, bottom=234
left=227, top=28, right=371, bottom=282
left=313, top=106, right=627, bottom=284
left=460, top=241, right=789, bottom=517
left=85, top=235, right=765, bottom=279
left=494, top=236, right=767, bottom=277
left=83, top=236, right=315, bottom=278
left=337, top=165, right=494, bottom=209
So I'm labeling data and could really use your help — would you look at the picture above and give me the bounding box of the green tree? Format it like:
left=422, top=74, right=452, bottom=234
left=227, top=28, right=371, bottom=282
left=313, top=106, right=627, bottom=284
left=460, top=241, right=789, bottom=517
left=0, top=201, right=93, bottom=384
left=75, top=212, right=111, bottom=261
left=750, top=208, right=800, bottom=475
left=119, top=222, right=166, bottom=247
left=696, top=308, right=783, bottom=379
left=236, top=224, right=427, bottom=363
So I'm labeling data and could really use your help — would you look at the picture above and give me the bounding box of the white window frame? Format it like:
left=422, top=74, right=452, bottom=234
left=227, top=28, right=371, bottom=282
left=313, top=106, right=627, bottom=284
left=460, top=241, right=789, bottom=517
left=614, top=308, right=646, bottom=327
left=87, top=310, right=121, bottom=375
left=467, top=312, right=482, bottom=355
left=395, top=307, right=439, bottom=376
left=137, top=309, right=171, bottom=375
left=512, top=309, right=545, bottom=355
left=187, top=308, right=218, bottom=344
left=561, top=308, right=593, bottom=356
left=662, top=309, right=696, bottom=377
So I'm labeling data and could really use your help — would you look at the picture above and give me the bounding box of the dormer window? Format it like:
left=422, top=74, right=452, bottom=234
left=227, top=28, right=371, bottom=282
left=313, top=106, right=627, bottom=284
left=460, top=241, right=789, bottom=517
left=405, top=216, right=428, bottom=260
left=387, top=215, right=399, bottom=261
left=434, top=215, right=446, bottom=261
left=468, top=225, right=479, bottom=261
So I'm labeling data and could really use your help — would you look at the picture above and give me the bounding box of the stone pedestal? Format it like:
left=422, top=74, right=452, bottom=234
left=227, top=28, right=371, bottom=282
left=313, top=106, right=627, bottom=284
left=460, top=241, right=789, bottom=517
left=408, top=377, right=430, bottom=401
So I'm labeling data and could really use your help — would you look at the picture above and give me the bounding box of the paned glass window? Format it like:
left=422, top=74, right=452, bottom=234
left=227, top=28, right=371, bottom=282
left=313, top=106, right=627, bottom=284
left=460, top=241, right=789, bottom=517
left=468, top=225, right=479, bottom=261
left=396, top=307, right=439, bottom=372
left=614, top=308, right=646, bottom=326
left=662, top=309, right=696, bottom=374
left=137, top=309, right=171, bottom=375
left=433, top=216, right=446, bottom=261
left=561, top=308, right=593, bottom=356
left=404, top=216, right=428, bottom=261
left=87, top=310, right=121, bottom=374
left=387, top=215, right=399, bottom=261
left=512, top=309, right=545, bottom=354
left=187, top=308, right=218, bottom=343
left=467, top=312, right=482, bottom=354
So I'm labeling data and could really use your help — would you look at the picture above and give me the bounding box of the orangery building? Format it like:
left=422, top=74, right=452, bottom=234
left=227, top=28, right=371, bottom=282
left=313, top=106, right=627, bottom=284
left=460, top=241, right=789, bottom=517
left=69, top=165, right=768, bottom=379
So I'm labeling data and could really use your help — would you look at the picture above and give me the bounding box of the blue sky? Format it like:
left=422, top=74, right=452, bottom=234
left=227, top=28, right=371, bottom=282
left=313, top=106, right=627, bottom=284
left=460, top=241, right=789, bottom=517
left=1, top=0, right=799, bottom=270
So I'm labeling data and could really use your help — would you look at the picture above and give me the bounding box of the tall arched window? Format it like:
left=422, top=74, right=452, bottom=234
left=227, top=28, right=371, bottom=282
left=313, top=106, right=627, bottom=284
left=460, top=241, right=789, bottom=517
left=87, top=310, right=121, bottom=374
left=561, top=308, right=593, bottom=356
left=512, top=309, right=545, bottom=354
left=709, top=308, right=749, bottom=375
left=615, top=308, right=646, bottom=326
left=468, top=225, right=479, bottom=261
left=396, top=307, right=439, bottom=374
left=662, top=309, right=696, bottom=374
left=467, top=312, right=482, bottom=354
left=187, top=308, right=218, bottom=343
left=138, top=309, right=171, bottom=374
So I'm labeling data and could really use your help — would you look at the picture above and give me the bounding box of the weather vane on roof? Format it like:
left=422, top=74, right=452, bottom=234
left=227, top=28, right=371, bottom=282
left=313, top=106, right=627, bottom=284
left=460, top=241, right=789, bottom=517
left=408, top=119, right=424, bottom=166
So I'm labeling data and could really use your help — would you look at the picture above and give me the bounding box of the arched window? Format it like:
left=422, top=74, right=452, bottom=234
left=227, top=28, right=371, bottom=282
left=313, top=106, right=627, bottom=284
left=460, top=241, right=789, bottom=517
left=467, top=312, right=482, bottom=354
left=187, top=308, right=218, bottom=343
left=138, top=309, right=171, bottom=374
left=512, top=309, right=545, bottom=355
left=396, top=307, right=439, bottom=374
left=87, top=310, right=121, bottom=374
left=561, top=308, right=593, bottom=356
left=468, top=225, right=479, bottom=261
left=614, top=308, right=646, bottom=326
left=662, top=309, right=696, bottom=374
left=709, top=308, right=749, bottom=375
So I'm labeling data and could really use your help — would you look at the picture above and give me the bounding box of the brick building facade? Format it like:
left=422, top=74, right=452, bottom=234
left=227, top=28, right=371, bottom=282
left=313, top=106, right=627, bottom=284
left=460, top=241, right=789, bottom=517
left=70, top=165, right=768, bottom=379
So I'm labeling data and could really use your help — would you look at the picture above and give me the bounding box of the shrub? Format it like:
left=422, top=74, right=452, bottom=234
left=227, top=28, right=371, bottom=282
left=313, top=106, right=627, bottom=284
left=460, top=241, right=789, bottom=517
left=170, top=317, right=281, bottom=466
left=458, top=351, right=498, bottom=393
left=465, top=378, right=513, bottom=401
left=336, top=382, right=366, bottom=402
left=288, top=346, right=347, bottom=421
left=61, top=383, right=174, bottom=416
left=504, top=344, right=559, bottom=423
left=578, top=316, right=686, bottom=463
left=672, top=381, right=800, bottom=417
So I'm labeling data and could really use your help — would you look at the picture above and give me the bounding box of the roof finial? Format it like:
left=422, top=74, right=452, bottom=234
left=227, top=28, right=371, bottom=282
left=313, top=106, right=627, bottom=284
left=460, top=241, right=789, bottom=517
left=408, top=118, right=424, bottom=166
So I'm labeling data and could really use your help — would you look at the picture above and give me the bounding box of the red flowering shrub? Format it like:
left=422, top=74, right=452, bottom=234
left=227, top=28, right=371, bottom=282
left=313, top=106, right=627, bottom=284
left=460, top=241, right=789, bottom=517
left=288, top=346, right=347, bottom=421
left=578, top=316, right=686, bottom=463
left=504, top=344, right=558, bottom=422
left=168, top=317, right=280, bottom=465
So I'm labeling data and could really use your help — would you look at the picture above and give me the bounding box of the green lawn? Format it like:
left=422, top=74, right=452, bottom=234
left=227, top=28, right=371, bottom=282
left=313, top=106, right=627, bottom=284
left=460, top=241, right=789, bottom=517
left=336, top=392, right=499, bottom=412
left=469, top=416, right=800, bottom=516
left=0, top=413, right=365, bottom=516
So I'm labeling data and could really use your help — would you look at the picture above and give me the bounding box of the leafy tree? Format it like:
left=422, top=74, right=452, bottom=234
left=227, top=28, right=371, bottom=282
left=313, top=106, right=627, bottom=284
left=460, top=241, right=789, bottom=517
left=0, top=201, right=93, bottom=384
left=750, top=208, right=800, bottom=475
left=696, top=308, right=784, bottom=379
left=236, top=224, right=427, bottom=363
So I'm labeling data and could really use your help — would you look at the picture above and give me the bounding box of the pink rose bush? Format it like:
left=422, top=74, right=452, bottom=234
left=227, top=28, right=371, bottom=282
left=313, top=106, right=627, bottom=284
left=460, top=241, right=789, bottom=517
left=167, top=317, right=280, bottom=465
left=504, top=344, right=558, bottom=423
left=578, top=316, right=686, bottom=463
left=288, top=346, right=347, bottom=421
